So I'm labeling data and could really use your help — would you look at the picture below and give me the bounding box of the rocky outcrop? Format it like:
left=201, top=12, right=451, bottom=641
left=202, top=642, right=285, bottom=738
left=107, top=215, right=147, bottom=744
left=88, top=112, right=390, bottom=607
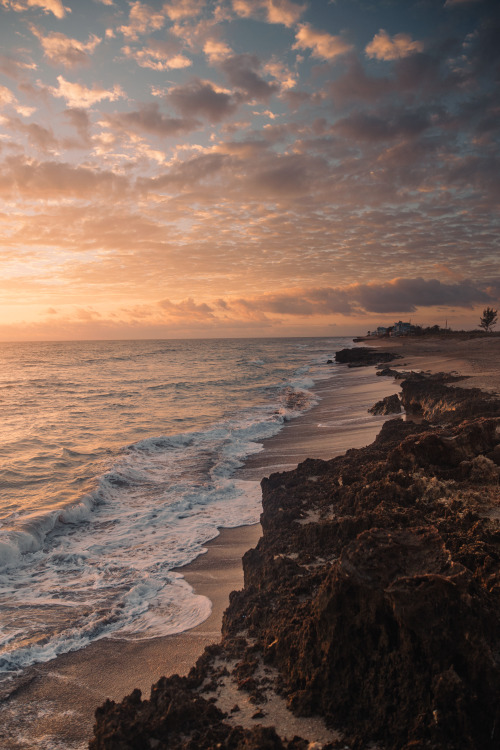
left=400, top=378, right=500, bottom=423
left=91, top=372, right=500, bottom=750
left=368, top=393, right=402, bottom=415
left=335, top=348, right=400, bottom=367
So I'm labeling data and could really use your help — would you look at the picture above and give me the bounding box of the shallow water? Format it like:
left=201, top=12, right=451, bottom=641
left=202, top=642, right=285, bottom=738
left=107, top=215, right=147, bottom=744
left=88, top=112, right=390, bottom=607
left=0, top=336, right=346, bottom=683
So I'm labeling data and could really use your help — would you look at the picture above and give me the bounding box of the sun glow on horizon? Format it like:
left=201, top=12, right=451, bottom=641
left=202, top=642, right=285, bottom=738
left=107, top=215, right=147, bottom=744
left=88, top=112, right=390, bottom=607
left=0, top=0, right=498, bottom=341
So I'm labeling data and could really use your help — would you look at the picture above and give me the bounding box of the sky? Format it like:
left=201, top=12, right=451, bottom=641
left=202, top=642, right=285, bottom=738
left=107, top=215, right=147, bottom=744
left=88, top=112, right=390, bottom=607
left=0, top=0, right=499, bottom=340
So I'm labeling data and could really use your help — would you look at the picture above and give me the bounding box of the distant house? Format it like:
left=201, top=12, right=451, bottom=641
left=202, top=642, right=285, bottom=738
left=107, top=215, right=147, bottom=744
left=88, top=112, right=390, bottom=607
left=391, top=321, right=413, bottom=336
left=376, top=326, right=388, bottom=336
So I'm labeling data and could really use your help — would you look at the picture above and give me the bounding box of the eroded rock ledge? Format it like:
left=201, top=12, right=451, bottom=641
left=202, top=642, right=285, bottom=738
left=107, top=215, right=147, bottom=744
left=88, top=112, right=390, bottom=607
left=90, top=365, right=500, bottom=750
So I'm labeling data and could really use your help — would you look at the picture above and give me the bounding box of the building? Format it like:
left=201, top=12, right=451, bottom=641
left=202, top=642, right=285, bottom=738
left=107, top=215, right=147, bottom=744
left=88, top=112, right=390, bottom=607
left=391, top=321, right=413, bottom=336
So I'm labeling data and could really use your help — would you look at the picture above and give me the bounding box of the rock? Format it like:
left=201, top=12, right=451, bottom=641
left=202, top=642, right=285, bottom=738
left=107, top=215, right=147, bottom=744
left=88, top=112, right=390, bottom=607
left=335, top=347, right=400, bottom=367
left=368, top=394, right=402, bottom=415
left=91, top=374, right=500, bottom=750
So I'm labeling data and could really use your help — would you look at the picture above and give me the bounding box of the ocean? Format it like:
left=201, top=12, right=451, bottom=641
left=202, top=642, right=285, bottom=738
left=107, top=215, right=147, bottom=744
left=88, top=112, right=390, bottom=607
left=0, top=336, right=349, bottom=692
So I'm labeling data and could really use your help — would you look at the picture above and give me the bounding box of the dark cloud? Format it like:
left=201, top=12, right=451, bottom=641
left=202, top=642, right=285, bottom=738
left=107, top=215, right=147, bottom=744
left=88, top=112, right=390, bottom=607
left=0, top=156, right=128, bottom=199
left=333, top=109, right=430, bottom=142
left=246, top=152, right=327, bottom=197
left=0, top=116, right=59, bottom=152
left=330, top=55, right=392, bottom=106
left=138, top=153, right=231, bottom=192
left=219, top=54, right=279, bottom=101
left=105, top=102, right=198, bottom=137
left=464, top=6, right=500, bottom=78
left=167, top=79, right=239, bottom=122
left=225, top=279, right=494, bottom=318
left=0, top=53, right=33, bottom=81
left=63, top=108, right=91, bottom=147
left=354, top=278, right=493, bottom=313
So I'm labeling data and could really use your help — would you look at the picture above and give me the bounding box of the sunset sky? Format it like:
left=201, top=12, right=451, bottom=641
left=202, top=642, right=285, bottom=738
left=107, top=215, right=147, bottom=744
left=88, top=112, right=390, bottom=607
left=0, top=0, right=498, bottom=340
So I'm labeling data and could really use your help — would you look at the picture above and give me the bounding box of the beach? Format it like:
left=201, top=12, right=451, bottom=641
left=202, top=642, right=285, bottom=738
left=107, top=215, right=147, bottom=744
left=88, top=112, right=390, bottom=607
left=89, top=333, right=500, bottom=750
left=0, top=347, right=398, bottom=750
left=2, top=334, right=499, bottom=749
left=365, top=333, right=500, bottom=394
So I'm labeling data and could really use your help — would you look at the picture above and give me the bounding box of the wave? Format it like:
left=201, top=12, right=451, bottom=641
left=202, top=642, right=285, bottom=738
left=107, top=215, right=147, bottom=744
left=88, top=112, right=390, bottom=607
left=0, top=337, right=343, bottom=675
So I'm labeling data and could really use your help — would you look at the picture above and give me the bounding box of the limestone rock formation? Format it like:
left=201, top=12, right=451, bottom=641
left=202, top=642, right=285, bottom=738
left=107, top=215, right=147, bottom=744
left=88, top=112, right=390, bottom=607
left=91, top=371, right=500, bottom=750
left=368, top=393, right=402, bottom=414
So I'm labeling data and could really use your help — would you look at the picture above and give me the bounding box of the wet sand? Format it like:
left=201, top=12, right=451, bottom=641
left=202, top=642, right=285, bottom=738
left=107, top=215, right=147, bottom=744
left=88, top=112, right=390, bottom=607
left=239, top=364, right=399, bottom=479
left=0, top=359, right=401, bottom=749
left=3, top=336, right=499, bottom=748
left=0, top=524, right=262, bottom=750
left=365, top=334, right=500, bottom=394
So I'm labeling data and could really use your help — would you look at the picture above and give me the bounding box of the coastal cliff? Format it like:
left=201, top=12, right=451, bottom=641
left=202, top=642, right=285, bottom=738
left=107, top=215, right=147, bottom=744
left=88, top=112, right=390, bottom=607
left=90, top=355, right=500, bottom=750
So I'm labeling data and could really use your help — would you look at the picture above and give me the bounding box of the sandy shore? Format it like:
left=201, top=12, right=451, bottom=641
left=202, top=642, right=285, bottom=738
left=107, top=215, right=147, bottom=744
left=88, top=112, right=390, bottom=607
left=6, top=336, right=496, bottom=749
left=0, top=523, right=262, bottom=750
left=0, top=359, right=400, bottom=750
left=240, top=363, right=399, bottom=479
left=365, top=334, right=500, bottom=395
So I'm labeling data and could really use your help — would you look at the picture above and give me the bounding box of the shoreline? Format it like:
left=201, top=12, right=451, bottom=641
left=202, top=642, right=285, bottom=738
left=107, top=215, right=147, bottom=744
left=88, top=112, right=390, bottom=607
left=0, top=523, right=262, bottom=750
left=0, top=354, right=398, bottom=750
left=90, top=335, right=500, bottom=750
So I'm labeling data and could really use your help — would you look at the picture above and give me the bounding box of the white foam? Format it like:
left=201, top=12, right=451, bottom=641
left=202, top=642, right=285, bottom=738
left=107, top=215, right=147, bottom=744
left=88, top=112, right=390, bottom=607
left=0, top=336, right=345, bottom=675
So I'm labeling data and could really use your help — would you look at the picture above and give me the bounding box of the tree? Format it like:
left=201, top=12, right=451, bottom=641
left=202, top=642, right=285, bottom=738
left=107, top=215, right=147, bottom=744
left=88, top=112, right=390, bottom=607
left=479, top=306, right=498, bottom=333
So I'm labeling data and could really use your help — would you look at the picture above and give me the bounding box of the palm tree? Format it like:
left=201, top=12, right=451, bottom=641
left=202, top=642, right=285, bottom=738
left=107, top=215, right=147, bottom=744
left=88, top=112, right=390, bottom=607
left=479, top=307, right=498, bottom=333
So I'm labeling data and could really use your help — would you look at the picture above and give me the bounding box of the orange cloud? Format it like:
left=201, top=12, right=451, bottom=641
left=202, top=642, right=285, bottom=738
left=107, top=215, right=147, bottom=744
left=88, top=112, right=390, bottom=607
left=30, top=26, right=101, bottom=68
left=122, top=42, right=191, bottom=71
left=203, top=39, right=233, bottom=64
left=365, top=29, right=424, bottom=61
left=293, top=23, right=353, bottom=61
left=158, top=297, right=215, bottom=320
left=164, top=0, right=206, bottom=21
left=118, top=1, right=167, bottom=40
left=48, top=75, right=125, bottom=108
left=0, top=84, right=35, bottom=116
left=1, top=0, right=68, bottom=18
left=232, top=0, right=305, bottom=28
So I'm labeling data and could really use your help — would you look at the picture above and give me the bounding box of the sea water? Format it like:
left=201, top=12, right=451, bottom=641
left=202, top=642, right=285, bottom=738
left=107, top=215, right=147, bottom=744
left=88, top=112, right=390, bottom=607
left=0, top=336, right=348, bottom=688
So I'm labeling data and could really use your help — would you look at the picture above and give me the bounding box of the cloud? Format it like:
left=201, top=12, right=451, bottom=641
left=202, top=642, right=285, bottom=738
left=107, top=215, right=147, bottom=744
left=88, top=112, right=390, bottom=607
left=333, top=109, right=430, bottom=142
left=163, top=0, right=205, bottom=21
left=158, top=297, right=214, bottom=319
left=352, top=278, right=492, bottom=313
left=221, top=278, right=494, bottom=318
left=0, top=155, right=128, bottom=199
left=104, top=102, right=198, bottom=137
left=122, top=41, right=191, bottom=71
left=1, top=0, right=68, bottom=18
left=30, top=26, right=101, bottom=68
left=293, top=23, right=353, bottom=61
left=203, top=38, right=233, bottom=64
left=329, top=55, right=392, bottom=104
left=63, top=107, right=92, bottom=147
left=0, top=84, right=36, bottom=116
left=220, top=54, right=279, bottom=101
left=365, top=29, right=425, bottom=61
left=138, top=152, right=230, bottom=191
left=263, top=59, right=297, bottom=91
left=118, top=2, right=167, bottom=40
left=0, top=53, right=37, bottom=81
left=48, top=75, right=125, bottom=108
left=247, top=152, right=318, bottom=196
left=0, top=115, right=59, bottom=152
left=0, top=86, right=17, bottom=109
left=167, top=79, right=239, bottom=122
left=232, top=0, right=305, bottom=27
